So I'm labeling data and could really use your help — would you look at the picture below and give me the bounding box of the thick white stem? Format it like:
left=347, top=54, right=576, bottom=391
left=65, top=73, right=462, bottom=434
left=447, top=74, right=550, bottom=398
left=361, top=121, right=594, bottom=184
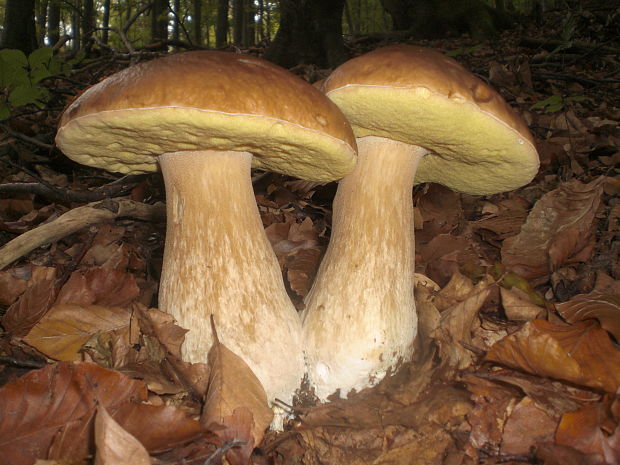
left=158, top=150, right=304, bottom=404
left=302, top=136, right=426, bottom=400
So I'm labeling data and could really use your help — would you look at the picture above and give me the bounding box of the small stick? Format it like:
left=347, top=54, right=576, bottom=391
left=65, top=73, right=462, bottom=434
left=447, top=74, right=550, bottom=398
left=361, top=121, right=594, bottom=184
left=0, top=199, right=165, bottom=270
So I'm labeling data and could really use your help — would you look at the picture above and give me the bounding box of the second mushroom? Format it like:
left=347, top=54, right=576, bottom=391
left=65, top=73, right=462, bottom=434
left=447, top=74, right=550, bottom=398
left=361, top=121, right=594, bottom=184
left=302, top=45, right=540, bottom=401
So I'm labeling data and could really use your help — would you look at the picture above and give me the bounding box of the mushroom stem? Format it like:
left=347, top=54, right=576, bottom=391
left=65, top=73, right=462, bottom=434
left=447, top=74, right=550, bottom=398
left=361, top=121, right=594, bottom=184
left=158, top=150, right=304, bottom=404
left=302, top=136, right=427, bottom=400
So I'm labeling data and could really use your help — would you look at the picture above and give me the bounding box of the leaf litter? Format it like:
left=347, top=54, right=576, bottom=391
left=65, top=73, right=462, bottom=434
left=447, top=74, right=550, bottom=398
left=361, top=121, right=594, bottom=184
left=1, top=9, right=619, bottom=465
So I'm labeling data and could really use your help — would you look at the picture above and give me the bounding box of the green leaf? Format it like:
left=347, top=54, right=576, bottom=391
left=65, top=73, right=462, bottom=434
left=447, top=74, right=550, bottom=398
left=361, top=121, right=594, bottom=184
left=28, top=47, right=53, bottom=69
left=0, top=49, right=28, bottom=68
left=0, top=103, right=10, bottom=121
left=0, top=50, right=30, bottom=89
left=30, top=66, right=53, bottom=84
left=8, top=85, right=49, bottom=107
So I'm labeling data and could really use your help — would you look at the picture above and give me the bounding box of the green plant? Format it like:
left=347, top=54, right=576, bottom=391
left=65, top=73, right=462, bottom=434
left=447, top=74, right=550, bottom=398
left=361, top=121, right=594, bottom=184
left=530, top=94, right=593, bottom=113
left=0, top=47, right=83, bottom=120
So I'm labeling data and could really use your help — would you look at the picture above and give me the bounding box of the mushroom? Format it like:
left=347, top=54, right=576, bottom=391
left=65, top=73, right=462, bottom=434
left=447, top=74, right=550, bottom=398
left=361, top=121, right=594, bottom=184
left=302, top=45, right=539, bottom=400
left=56, top=51, right=357, bottom=404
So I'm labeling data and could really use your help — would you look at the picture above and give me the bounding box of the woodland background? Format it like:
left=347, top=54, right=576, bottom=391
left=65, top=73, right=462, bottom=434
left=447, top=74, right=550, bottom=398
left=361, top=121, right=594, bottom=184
left=0, top=1, right=619, bottom=465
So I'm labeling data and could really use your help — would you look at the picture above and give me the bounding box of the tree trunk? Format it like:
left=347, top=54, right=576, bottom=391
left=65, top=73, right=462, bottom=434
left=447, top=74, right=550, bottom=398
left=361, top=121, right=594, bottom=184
left=246, top=0, right=255, bottom=46
left=36, top=0, right=49, bottom=46
left=72, top=2, right=81, bottom=50
left=151, top=0, right=168, bottom=43
left=172, top=0, right=181, bottom=41
left=82, top=0, right=95, bottom=47
left=102, top=0, right=111, bottom=44
left=263, top=0, right=346, bottom=68
left=215, top=0, right=229, bottom=47
left=48, top=0, right=60, bottom=46
left=1, top=0, right=38, bottom=53
left=193, top=0, right=202, bottom=45
left=232, top=0, right=246, bottom=45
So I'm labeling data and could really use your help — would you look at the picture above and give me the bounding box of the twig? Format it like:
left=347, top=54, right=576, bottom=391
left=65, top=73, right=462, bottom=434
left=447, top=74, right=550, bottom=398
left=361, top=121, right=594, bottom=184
left=0, top=124, right=53, bottom=150
left=203, top=440, right=247, bottom=465
left=0, top=199, right=165, bottom=270
left=0, top=174, right=146, bottom=203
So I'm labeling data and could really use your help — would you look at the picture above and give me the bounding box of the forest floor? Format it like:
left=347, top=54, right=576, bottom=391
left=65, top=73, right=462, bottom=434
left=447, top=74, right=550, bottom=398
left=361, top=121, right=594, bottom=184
left=0, top=6, right=619, bottom=465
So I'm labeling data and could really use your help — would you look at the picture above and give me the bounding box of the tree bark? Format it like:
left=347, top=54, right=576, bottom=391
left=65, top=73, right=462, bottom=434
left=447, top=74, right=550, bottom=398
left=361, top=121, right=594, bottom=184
left=151, top=0, right=169, bottom=43
left=172, top=0, right=181, bottom=41
left=215, top=0, right=229, bottom=47
left=82, top=0, right=95, bottom=46
left=47, top=0, right=60, bottom=46
left=193, top=0, right=202, bottom=45
left=1, top=0, right=38, bottom=53
left=233, top=0, right=243, bottom=45
left=102, top=0, right=111, bottom=44
left=263, top=0, right=346, bottom=68
left=36, top=0, right=49, bottom=46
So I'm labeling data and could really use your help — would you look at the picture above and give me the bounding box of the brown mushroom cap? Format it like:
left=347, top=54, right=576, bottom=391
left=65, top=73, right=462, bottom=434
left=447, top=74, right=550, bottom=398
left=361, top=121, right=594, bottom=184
left=322, top=45, right=539, bottom=194
left=56, top=51, right=357, bottom=181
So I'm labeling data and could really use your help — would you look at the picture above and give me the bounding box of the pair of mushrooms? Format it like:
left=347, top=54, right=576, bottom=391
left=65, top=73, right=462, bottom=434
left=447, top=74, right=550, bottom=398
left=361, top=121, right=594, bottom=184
left=56, top=46, right=539, bottom=405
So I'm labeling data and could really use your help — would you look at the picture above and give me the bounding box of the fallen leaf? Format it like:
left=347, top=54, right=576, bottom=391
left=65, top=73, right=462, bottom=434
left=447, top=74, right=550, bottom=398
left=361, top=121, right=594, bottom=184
left=2, top=277, right=58, bottom=337
left=0, top=362, right=147, bottom=465
left=556, top=402, right=620, bottom=464
left=94, top=405, right=151, bottom=465
left=201, top=329, right=273, bottom=464
left=500, top=286, right=544, bottom=321
left=556, top=292, right=620, bottom=341
left=500, top=396, right=557, bottom=455
left=56, top=268, right=140, bottom=307
left=502, top=177, right=605, bottom=280
left=486, top=319, right=620, bottom=393
left=433, top=274, right=495, bottom=370
left=23, top=304, right=131, bottom=361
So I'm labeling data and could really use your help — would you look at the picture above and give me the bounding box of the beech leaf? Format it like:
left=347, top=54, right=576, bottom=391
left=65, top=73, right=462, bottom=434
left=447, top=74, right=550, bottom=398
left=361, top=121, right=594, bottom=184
left=556, top=292, right=620, bottom=341
left=23, top=304, right=131, bottom=361
left=202, top=331, right=273, bottom=464
left=502, top=177, right=605, bottom=279
left=486, top=319, right=620, bottom=393
left=0, top=362, right=147, bottom=465
left=94, top=405, right=151, bottom=465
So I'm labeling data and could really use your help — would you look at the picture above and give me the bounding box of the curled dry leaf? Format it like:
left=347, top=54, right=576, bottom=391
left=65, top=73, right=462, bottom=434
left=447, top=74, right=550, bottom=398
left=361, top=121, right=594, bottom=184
left=500, top=286, right=544, bottom=321
left=556, top=403, right=620, bottom=464
left=55, top=268, right=140, bottom=307
left=202, top=335, right=273, bottom=464
left=432, top=273, right=495, bottom=370
left=556, top=292, right=620, bottom=341
left=0, top=362, right=147, bottom=465
left=2, top=277, right=58, bottom=337
left=23, top=304, right=131, bottom=361
left=500, top=397, right=557, bottom=455
left=486, top=319, right=620, bottom=393
left=502, top=177, right=605, bottom=280
left=94, top=405, right=151, bottom=465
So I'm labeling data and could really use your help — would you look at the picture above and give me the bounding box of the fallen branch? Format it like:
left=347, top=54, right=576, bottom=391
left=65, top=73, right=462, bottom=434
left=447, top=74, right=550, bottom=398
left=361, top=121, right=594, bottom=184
left=0, top=174, right=146, bottom=203
left=0, top=199, right=165, bottom=270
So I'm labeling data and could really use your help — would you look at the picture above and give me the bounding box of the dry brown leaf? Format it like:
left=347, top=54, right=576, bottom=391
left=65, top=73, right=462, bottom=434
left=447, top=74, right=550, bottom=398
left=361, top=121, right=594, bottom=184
left=2, top=277, right=58, bottom=336
left=500, top=397, right=557, bottom=455
left=0, top=362, right=147, bottom=465
left=23, top=304, right=131, bottom=361
left=500, top=286, right=544, bottom=321
left=502, top=177, right=605, bottom=280
left=95, top=405, right=151, bottom=465
left=433, top=274, right=494, bottom=370
left=202, top=335, right=273, bottom=463
left=486, top=319, right=620, bottom=393
left=556, top=403, right=620, bottom=463
left=557, top=292, right=620, bottom=341
left=112, top=402, right=209, bottom=454
left=56, top=268, right=140, bottom=307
